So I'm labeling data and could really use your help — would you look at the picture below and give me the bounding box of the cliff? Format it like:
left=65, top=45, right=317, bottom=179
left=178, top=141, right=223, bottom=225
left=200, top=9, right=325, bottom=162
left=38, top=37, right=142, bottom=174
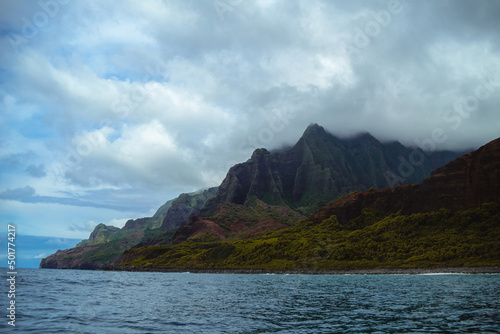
left=309, top=137, right=500, bottom=225
left=202, top=124, right=459, bottom=217
left=161, top=187, right=218, bottom=230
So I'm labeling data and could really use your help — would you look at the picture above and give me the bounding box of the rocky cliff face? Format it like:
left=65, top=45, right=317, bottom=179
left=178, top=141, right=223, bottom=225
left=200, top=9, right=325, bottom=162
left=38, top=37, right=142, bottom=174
left=39, top=247, right=103, bottom=270
left=309, top=137, right=500, bottom=225
left=203, top=124, right=459, bottom=216
left=123, top=218, right=154, bottom=230
left=173, top=124, right=459, bottom=244
left=88, top=223, right=120, bottom=242
left=40, top=124, right=470, bottom=270
left=161, top=187, right=218, bottom=230
left=172, top=199, right=304, bottom=244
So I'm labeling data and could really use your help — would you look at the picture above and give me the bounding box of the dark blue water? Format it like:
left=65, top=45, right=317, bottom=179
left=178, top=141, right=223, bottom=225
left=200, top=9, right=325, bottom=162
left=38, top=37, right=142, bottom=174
left=1, top=269, right=499, bottom=333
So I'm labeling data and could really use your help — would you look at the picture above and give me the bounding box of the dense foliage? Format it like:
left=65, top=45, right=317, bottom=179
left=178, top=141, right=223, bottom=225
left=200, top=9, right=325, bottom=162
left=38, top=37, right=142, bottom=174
left=209, top=199, right=305, bottom=230
left=120, top=203, right=500, bottom=270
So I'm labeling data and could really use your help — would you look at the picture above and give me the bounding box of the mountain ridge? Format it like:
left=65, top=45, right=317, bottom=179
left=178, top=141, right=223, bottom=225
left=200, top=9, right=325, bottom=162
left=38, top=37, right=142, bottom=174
left=118, top=135, right=500, bottom=271
left=201, top=124, right=459, bottom=219
left=39, top=188, right=218, bottom=269
left=40, top=124, right=464, bottom=270
left=309, top=136, right=500, bottom=225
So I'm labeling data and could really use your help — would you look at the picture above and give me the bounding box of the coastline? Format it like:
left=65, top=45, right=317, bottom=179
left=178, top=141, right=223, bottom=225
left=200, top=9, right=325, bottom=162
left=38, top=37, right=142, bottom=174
left=102, top=266, right=500, bottom=275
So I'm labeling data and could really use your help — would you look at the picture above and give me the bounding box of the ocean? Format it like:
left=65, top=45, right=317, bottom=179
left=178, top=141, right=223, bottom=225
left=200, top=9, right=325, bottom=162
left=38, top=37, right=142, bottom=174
left=2, top=268, right=499, bottom=333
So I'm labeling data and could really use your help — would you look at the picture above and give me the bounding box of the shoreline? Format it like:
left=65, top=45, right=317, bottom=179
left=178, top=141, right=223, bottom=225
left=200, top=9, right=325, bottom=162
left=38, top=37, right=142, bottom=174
left=101, top=266, right=500, bottom=275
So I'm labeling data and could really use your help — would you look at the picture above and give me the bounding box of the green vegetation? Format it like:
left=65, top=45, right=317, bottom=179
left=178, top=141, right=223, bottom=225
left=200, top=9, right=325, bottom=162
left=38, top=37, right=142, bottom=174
left=120, top=203, right=500, bottom=270
left=43, top=188, right=220, bottom=268
left=75, top=227, right=168, bottom=264
left=209, top=199, right=305, bottom=230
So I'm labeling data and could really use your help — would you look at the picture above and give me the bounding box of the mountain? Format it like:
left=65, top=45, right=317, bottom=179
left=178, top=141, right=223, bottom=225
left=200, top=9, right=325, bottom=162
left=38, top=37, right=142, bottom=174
left=202, top=123, right=459, bottom=217
left=160, top=187, right=218, bottom=231
left=40, top=188, right=218, bottom=269
left=173, top=124, right=459, bottom=243
left=40, top=124, right=464, bottom=270
left=172, top=199, right=306, bottom=244
left=309, top=136, right=500, bottom=225
left=119, top=136, right=500, bottom=271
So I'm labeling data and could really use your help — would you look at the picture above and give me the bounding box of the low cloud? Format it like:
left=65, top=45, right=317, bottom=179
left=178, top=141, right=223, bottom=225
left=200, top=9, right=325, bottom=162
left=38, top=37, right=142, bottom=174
left=68, top=220, right=97, bottom=233
left=33, top=253, right=47, bottom=259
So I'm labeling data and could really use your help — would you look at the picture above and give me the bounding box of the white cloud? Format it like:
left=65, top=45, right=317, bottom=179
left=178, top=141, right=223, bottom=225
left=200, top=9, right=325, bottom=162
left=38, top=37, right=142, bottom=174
left=33, top=253, right=47, bottom=259
left=63, top=120, right=200, bottom=189
left=0, top=200, right=147, bottom=239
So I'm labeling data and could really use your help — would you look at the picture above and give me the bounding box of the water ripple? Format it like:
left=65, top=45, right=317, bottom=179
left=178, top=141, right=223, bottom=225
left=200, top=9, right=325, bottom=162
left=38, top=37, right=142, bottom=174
left=5, top=269, right=500, bottom=333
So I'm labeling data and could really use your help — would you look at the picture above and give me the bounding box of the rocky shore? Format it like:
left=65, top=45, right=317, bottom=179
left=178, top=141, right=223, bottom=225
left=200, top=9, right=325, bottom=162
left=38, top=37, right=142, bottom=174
left=100, top=266, right=500, bottom=275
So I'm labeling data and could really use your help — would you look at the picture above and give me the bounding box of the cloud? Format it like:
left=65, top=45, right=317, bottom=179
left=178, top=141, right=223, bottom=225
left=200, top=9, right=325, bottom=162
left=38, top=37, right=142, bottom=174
left=0, top=185, right=163, bottom=212
left=0, top=186, right=36, bottom=200
left=62, top=120, right=207, bottom=190
left=0, top=201, right=147, bottom=239
left=0, top=151, right=47, bottom=177
left=26, top=163, right=47, bottom=177
left=33, top=253, right=47, bottom=259
left=0, top=0, right=499, bottom=239
left=68, top=220, right=97, bottom=233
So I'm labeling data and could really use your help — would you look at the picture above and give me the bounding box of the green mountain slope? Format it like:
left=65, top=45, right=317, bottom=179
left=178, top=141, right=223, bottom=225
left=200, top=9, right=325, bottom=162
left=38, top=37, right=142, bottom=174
left=40, top=188, right=217, bottom=269
left=120, top=204, right=500, bottom=270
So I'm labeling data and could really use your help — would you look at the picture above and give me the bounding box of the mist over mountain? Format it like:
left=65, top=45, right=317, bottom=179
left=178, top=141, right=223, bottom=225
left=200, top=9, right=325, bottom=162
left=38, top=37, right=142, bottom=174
left=202, top=123, right=459, bottom=217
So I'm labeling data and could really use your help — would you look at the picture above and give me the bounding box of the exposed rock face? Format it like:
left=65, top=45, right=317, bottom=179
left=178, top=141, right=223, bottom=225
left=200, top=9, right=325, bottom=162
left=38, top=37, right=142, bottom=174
left=123, top=218, right=151, bottom=230
left=39, top=247, right=101, bottom=270
left=419, top=136, right=500, bottom=211
left=160, top=187, right=218, bottom=230
left=88, top=223, right=120, bottom=241
left=171, top=197, right=305, bottom=244
left=309, top=137, right=500, bottom=225
left=40, top=124, right=469, bottom=270
left=39, top=220, right=152, bottom=269
left=174, top=124, right=460, bottom=244
left=172, top=216, right=289, bottom=244
left=173, top=218, right=228, bottom=243
left=203, top=124, right=459, bottom=216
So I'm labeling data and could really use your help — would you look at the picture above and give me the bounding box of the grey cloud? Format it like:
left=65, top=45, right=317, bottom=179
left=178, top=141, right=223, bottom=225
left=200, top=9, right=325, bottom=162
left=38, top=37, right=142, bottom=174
left=1, top=0, right=499, bottom=211
left=0, top=152, right=47, bottom=177
left=26, top=164, right=47, bottom=178
left=0, top=185, right=165, bottom=213
left=0, top=186, right=36, bottom=200
left=68, top=221, right=96, bottom=233
left=1, top=151, right=36, bottom=168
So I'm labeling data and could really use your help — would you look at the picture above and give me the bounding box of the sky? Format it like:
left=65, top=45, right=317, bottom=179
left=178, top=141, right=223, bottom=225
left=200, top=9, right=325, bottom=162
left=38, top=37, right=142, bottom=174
left=0, top=0, right=499, bottom=259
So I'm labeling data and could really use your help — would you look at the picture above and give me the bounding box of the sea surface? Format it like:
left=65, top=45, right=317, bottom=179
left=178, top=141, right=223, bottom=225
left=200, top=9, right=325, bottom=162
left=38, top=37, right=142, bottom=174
left=1, top=268, right=499, bottom=333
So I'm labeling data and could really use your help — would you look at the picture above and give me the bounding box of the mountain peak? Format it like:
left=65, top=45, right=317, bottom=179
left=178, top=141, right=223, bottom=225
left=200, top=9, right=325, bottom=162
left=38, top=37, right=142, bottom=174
left=306, top=122, right=322, bottom=130
left=302, top=123, right=326, bottom=137
left=251, top=148, right=270, bottom=160
left=88, top=223, right=119, bottom=241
